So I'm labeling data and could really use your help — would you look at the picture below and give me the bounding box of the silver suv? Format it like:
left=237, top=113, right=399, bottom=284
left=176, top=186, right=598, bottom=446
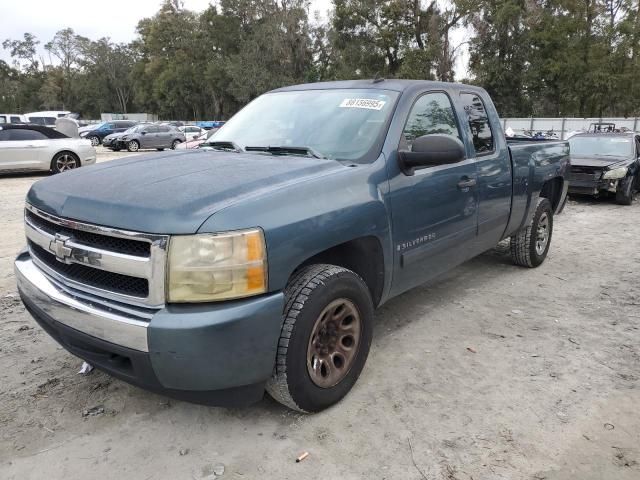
left=107, top=124, right=186, bottom=152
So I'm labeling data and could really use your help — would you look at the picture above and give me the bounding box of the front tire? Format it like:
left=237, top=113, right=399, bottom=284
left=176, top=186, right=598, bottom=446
left=51, top=152, right=80, bottom=174
left=266, top=264, right=374, bottom=413
left=171, top=139, right=181, bottom=150
left=615, top=175, right=635, bottom=205
left=510, top=197, right=553, bottom=267
left=88, top=135, right=100, bottom=147
left=127, top=140, right=139, bottom=152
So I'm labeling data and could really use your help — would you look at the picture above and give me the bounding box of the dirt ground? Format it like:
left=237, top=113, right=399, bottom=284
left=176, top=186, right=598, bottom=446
left=1, top=150, right=638, bottom=480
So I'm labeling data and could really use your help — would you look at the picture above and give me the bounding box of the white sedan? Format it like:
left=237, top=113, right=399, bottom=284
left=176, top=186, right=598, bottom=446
left=0, top=124, right=96, bottom=174
left=178, top=125, right=207, bottom=139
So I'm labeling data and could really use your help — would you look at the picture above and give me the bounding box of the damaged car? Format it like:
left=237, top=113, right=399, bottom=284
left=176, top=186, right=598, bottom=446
left=568, top=132, right=640, bottom=205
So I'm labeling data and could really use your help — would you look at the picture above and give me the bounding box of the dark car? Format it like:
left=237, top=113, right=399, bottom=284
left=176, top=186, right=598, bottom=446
left=568, top=132, right=640, bottom=205
left=107, top=123, right=186, bottom=152
left=80, top=121, right=138, bottom=146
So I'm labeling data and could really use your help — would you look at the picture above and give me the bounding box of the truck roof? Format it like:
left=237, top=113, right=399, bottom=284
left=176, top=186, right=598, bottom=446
left=271, top=79, right=486, bottom=95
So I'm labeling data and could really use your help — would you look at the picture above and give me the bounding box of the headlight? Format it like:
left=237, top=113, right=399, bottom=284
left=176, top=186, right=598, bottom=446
left=167, top=229, right=267, bottom=302
left=602, top=167, right=627, bottom=179
left=80, top=132, right=88, bottom=137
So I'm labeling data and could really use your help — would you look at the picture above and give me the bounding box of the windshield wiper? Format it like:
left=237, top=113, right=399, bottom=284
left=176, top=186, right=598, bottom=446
left=244, top=145, right=326, bottom=159
left=200, top=141, right=242, bottom=152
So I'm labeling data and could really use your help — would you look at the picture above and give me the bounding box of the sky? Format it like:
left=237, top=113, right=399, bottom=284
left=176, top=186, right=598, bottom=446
left=0, top=0, right=468, bottom=79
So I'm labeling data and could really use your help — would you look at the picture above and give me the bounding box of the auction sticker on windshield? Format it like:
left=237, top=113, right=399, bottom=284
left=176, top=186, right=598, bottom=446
left=340, top=98, right=386, bottom=110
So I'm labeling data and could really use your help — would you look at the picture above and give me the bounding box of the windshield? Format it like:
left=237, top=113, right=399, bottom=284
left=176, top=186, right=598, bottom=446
left=213, top=89, right=399, bottom=161
left=569, top=136, right=634, bottom=157
left=123, top=124, right=145, bottom=133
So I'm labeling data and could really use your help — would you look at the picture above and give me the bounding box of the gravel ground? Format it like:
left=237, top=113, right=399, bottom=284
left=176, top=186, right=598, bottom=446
left=0, top=151, right=638, bottom=479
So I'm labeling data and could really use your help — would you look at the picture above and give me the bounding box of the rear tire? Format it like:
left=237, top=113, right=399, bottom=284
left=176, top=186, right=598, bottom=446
left=510, top=198, right=553, bottom=268
left=266, top=264, right=374, bottom=413
left=156, top=148, right=165, bottom=151
left=50, top=151, right=80, bottom=174
left=615, top=175, right=635, bottom=205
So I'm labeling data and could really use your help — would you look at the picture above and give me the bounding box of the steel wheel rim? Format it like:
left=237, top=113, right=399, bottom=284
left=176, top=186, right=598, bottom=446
left=129, top=141, right=138, bottom=151
left=536, top=212, right=549, bottom=255
left=56, top=154, right=77, bottom=172
left=307, top=298, right=362, bottom=388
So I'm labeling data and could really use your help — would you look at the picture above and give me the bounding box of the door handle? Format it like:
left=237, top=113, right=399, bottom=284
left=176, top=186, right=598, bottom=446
left=457, top=177, right=477, bottom=189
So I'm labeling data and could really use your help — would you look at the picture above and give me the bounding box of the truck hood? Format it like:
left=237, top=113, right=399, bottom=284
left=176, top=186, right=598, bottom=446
left=570, top=155, right=632, bottom=169
left=27, top=150, right=346, bottom=234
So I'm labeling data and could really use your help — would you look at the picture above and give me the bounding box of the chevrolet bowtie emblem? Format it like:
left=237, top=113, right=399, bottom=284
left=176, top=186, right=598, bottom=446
left=49, top=234, right=73, bottom=263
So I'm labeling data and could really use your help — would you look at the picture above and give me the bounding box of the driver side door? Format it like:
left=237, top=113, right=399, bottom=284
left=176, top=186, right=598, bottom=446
left=140, top=125, right=158, bottom=148
left=388, top=91, right=479, bottom=297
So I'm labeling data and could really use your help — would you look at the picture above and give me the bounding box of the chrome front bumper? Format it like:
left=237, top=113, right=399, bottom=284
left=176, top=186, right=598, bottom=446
left=15, top=253, right=149, bottom=352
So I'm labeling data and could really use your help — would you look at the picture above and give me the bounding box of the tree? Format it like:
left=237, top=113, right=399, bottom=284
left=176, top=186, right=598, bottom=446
left=467, top=0, right=531, bottom=117
left=44, top=28, right=85, bottom=109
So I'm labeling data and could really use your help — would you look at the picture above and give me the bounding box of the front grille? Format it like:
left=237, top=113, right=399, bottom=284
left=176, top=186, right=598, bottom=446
left=30, top=242, right=149, bottom=297
left=25, top=205, right=168, bottom=307
left=26, top=210, right=150, bottom=257
left=569, top=172, right=600, bottom=183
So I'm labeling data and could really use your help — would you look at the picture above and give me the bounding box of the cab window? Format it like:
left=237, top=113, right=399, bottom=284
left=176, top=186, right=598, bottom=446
left=460, top=93, right=494, bottom=155
left=0, top=129, right=48, bottom=140
left=401, top=92, right=461, bottom=150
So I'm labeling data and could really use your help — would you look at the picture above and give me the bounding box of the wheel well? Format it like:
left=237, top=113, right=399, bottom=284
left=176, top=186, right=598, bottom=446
left=540, top=177, right=564, bottom=211
left=293, top=236, right=385, bottom=306
left=50, top=150, right=79, bottom=168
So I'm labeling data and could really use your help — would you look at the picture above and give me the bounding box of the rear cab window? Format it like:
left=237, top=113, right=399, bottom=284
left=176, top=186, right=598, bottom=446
left=460, top=93, right=495, bottom=155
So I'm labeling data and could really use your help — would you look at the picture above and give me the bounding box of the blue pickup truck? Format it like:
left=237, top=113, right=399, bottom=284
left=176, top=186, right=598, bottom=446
left=15, top=80, right=569, bottom=412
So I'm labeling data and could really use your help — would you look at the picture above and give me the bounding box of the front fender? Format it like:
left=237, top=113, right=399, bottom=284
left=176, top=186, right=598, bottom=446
left=197, top=159, right=394, bottom=297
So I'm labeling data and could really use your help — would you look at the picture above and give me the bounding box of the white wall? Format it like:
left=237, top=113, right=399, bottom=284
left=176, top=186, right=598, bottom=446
left=501, top=117, right=640, bottom=139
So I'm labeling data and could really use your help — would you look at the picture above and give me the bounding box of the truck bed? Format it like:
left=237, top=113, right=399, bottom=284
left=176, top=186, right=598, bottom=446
left=504, top=139, right=570, bottom=237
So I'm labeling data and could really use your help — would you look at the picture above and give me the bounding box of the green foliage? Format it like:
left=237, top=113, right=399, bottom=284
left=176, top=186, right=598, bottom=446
left=1, top=0, right=639, bottom=118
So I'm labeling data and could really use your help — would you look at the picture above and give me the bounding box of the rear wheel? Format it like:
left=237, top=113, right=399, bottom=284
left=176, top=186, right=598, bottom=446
left=127, top=140, right=139, bottom=152
left=266, top=264, right=374, bottom=412
left=51, top=152, right=80, bottom=174
left=510, top=198, right=553, bottom=267
left=156, top=148, right=165, bottom=151
left=616, top=175, right=635, bottom=205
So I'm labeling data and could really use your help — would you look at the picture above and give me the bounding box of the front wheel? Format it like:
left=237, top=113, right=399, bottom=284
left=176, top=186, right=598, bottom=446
left=615, top=175, right=635, bottom=205
left=171, top=139, right=181, bottom=150
left=127, top=140, right=139, bottom=152
left=510, top=197, right=553, bottom=267
left=51, top=152, right=80, bottom=174
left=88, top=135, right=100, bottom=147
left=266, top=264, right=374, bottom=413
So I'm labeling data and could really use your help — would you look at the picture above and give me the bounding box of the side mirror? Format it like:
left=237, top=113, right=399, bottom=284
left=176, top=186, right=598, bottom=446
left=398, top=134, right=465, bottom=175
left=192, top=134, right=199, bottom=140
left=141, top=131, right=147, bottom=135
